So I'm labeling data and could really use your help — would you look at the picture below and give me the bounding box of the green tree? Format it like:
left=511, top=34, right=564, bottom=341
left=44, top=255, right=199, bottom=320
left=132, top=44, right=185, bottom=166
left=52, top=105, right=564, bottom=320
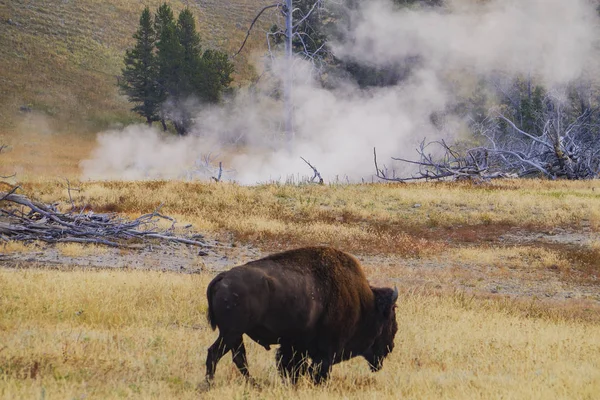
left=292, top=0, right=329, bottom=61
left=155, top=5, right=233, bottom=135
left=176, top=9, right=202, bottom=96
left=155, top=3, right=182, bottom=101
left=200, top=49, right=234, bottom=102
left=119, top=7, right=160, bottom=125
left=120, top=4, right=234, bottom=135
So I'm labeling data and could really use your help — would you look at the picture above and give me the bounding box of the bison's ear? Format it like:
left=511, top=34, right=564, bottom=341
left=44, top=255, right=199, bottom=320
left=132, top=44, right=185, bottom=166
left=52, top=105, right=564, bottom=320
left=372, top=287, right=398, bottom=319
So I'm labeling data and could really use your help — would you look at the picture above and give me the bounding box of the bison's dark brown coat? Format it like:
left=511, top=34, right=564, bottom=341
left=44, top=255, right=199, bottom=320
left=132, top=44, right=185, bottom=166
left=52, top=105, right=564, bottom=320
left=205, top=246, right=398, bottom=384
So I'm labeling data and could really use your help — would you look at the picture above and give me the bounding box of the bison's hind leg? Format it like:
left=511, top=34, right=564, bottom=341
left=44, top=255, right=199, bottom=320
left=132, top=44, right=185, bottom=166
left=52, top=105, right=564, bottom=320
left=276, top=345, right=310, bottom=385
left=206, top=334, right=252, bottom=383
left=230, top=337, right=251, bottom=379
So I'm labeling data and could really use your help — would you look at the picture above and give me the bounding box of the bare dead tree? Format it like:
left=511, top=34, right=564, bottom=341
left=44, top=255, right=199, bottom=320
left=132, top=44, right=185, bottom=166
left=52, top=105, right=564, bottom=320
left=65, top=178, right=81, bottom=210
left=375, top=92, right=600, bottom=182
left=234, top=3, right=281, bottom=58
left=211, top=162, right=223, bottom=182
left=235, top=1, right=329, bottom=144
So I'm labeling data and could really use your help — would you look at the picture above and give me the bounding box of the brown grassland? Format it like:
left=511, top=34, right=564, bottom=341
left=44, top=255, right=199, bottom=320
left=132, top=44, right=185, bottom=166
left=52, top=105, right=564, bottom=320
left=1, top=132, right=600, bottom=399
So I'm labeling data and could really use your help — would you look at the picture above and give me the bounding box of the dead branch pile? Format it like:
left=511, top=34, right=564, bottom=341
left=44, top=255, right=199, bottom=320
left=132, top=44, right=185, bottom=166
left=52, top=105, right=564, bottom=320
left=0, top=191, right=210, bottom=248
left=374, top=142, right=517, bottom=182
left=375, top=95, right=600, bottom=182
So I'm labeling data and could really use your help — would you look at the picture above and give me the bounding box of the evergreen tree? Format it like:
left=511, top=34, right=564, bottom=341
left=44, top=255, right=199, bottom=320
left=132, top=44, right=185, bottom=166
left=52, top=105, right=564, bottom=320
left=200, top=49, right=235, bottom=102
left=120, top=4, right=234, bottom=135
left=120, top=7, right=160, bottom=125
left=292, top=0, right=329, bottom=61
left=155, top=3, right=182, bottom=101
left=176, top=9, right=203, bottom=97
left=158, top=6, right=233, bottom=135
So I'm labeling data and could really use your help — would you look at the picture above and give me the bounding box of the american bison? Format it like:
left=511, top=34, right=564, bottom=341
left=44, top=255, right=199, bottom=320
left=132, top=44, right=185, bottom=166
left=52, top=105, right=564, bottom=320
left=205, top=246, right=399, bottom=384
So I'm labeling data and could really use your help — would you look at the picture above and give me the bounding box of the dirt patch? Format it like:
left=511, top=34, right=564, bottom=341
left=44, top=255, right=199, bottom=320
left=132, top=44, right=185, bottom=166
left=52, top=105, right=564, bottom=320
left=0, top=236, right=263, bottom=273
left=357, top=253, right=600, bottom=304
left=1, top=227, right=598, bottom=309
left=499, top=227, right=600, bottom=246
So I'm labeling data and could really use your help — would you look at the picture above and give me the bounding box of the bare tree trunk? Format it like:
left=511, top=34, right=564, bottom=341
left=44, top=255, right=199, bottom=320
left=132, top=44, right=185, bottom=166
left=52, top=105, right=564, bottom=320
left=284, top=0, right=294, bottom=148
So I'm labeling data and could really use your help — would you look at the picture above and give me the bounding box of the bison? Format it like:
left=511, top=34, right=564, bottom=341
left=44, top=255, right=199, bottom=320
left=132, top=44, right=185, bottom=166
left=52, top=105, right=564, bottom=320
left=205, top=246, right=399, bottom=384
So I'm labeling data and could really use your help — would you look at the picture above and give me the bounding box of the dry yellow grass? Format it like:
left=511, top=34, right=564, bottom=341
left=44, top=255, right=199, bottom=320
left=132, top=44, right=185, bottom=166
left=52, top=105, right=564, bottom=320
left=56, top=243, right=108, bottom=257
left=0, top=268, right=598, bottom=399
left=5, top=178, right=598, bottom=261
left=0, top=131, right=96, bottom=180
left=450, top=246, right=571, bottom=271
left=0, top=241, right=32, bottom=254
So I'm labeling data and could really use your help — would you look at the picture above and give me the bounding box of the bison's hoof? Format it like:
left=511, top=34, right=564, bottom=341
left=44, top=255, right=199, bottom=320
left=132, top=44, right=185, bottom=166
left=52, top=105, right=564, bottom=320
left=197, top=379, right=212, bottom=393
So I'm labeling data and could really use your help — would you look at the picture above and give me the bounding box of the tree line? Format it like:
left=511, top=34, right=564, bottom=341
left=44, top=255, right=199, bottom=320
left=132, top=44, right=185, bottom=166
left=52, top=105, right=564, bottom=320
left=119, top=4, right=234, bottom=135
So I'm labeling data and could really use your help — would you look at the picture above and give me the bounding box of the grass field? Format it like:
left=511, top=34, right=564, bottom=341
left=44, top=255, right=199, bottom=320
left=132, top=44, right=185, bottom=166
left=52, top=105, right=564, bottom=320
left=2, top=131, right=600, bottom=398
left=0, top=269, right=598, bottom=399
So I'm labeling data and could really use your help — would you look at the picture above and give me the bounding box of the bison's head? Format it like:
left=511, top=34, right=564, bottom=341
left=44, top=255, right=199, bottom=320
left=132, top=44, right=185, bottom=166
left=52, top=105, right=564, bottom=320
left=363, top=286, right=399, bottom=372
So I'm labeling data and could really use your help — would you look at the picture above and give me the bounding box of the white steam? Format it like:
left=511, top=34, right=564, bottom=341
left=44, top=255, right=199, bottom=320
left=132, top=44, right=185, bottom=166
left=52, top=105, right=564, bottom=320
left=335, top=0, right=600, bottom=86
left=81, top=0, right=600, bottom=184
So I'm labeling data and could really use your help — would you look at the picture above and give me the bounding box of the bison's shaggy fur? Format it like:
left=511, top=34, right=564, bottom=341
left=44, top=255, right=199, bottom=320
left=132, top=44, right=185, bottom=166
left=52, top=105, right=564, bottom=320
left=205, top=246, right=398, bottom=385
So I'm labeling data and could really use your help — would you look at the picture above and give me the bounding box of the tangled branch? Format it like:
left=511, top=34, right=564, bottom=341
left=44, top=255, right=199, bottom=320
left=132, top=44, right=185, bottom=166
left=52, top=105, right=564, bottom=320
left=375, top=96, right=600, bottom=182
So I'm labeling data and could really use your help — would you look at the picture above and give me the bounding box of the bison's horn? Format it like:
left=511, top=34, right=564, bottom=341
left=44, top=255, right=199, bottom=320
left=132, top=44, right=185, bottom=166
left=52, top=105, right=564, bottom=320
left=392, top=286, right=399, bottom=303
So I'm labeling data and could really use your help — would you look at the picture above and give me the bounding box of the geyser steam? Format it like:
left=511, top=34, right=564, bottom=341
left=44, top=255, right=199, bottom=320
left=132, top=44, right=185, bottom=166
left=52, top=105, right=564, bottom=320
left=81, top=0, right=600, bottom=184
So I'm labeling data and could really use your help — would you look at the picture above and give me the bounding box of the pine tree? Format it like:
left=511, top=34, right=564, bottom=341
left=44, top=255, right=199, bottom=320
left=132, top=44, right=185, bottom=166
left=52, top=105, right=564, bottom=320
left=120, top=7, right=160, bottom=125
left=123, top=4, right=234, bottom=135
left=200, top=49, right=234, bottom=102
left=177, top=9, right=203, bottom=97
left=155, top=3, right=181, bottom=101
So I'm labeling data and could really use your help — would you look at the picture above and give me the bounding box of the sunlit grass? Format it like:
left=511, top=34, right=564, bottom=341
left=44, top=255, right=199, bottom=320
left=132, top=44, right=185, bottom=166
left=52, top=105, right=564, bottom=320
left=5, top=178, right=599, bottom=259
left=56, top=243, right=108, bottom=257
left=0, top=241, right=32, bottom=254
left=450, top=246, right=570, bottom=271
left=0, top=269, right=598, bottom=399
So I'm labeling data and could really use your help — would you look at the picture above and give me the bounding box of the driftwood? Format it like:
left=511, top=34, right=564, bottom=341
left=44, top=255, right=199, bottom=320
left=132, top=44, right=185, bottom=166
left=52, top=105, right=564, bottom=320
left=301, top=157, right=324, bottom=184
left=0, top=191, right=214, bottom=249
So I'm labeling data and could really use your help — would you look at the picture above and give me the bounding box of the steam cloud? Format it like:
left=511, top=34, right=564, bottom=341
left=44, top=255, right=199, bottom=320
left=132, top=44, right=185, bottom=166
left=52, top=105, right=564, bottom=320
left=81, top=0, right=600, bottom=184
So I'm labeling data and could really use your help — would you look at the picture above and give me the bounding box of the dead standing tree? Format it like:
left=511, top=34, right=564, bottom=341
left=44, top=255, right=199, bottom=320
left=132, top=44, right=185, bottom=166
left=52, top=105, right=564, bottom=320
left=375, top=93, right=600, bottom=182
left=235, top=0, right=328, bottom=145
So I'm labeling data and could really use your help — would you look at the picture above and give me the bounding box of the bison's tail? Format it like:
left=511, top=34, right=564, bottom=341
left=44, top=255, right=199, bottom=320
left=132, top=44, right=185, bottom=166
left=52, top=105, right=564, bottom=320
left=206, top=275, right=223, bottom=331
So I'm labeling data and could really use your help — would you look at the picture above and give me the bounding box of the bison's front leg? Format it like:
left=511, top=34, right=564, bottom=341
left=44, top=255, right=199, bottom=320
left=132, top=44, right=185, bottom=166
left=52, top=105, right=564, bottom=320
left=310, top=357, right=333, bottom=384
left=276, top=345, right=310, bottom=384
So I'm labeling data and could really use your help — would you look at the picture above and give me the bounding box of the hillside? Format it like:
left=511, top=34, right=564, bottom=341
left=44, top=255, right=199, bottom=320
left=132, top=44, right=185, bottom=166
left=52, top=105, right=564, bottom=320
left=0, top=0, right=273, bottom=132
